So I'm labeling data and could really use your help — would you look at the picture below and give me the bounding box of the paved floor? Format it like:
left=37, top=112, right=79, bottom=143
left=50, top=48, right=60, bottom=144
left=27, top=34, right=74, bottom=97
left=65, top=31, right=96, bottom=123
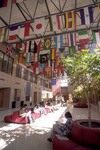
left=0, top=104, right=100, bottom=150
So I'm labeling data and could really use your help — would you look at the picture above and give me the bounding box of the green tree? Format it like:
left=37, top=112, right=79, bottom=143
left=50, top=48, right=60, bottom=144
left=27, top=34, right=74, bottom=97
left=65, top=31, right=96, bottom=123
left=62, top=50, right=100, bottom=127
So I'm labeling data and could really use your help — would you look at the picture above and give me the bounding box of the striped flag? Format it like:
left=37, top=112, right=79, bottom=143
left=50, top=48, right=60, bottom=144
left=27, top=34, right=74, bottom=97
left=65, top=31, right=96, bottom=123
left=67, top=33, right=76, bottom=47
left=54, top=35, right=63, bottom=48
left=79, top=6, right=94, bottom=25
left=51, top=15, right=61, bottom=31
left=33, top=62, right=39, bottom=74
left=0, top=0, right=8, bottom=8
left=78, top=30, right=90, bottom=44
left=65, top=11, right=76, bottom=28
left=0, top=28, right=7, bottom=42
left=50, top=48, right=56, bottom=60
left=18, top=53, right=24, bottom=64
left=92, top=30, right=100, bottom=43
left=9, top=25, right=18, bottom=41
left=24, top=22, right=30, bottom=37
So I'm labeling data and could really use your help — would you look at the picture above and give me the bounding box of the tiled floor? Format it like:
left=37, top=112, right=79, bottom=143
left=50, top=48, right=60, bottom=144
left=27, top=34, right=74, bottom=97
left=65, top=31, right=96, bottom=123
left=0, top=104, right=100, bottom=150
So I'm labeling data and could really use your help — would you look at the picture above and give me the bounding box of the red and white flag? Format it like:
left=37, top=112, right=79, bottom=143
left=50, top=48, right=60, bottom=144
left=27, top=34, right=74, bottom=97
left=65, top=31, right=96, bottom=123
left=6, top=45, right=13, bottom=56
left=51, top=15, right=61, bottom=31
left=33, top=18, right=45, bottom=34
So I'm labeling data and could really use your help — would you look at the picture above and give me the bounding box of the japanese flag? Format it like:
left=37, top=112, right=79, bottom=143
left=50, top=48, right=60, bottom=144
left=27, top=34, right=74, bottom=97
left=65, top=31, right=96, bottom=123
left=33, top=18, right=45, bottom=34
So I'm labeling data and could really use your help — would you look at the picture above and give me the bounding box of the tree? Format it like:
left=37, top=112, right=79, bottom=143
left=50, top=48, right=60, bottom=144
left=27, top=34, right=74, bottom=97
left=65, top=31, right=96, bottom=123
left=62, top=50, right=100, bottom=127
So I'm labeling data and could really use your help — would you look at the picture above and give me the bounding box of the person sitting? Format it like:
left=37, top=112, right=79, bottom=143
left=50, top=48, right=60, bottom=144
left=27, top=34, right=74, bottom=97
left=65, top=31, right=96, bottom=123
left=34, top=104, right=41, bottom=113
left=39, top=101, right=47, bottom=115
left=19, top=104, right=35, bottom=123
left=60, top=95, right=65, bottom=107
left=47, top=111, right=73, bottom=142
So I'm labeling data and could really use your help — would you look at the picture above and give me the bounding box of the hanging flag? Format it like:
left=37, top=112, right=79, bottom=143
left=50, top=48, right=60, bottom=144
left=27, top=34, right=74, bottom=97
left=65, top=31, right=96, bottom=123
left=79, top=6, right=94, bottom=25
left=18, top=23, right=25, bottom=39
left=67, top=33, right=76, bottom=47
left=0, top=28, right=7, bottom=42
left=33, top=62, right=39, bottom=74
left=13, top=0, right=23, bottom=3
left=65, top=11, right=76, bottom=28
left=50, top=48, right=56, bottom=60
left=6, top=45, right=13, bottom=56
left=51, top=15, right=61, bottom=31
left=59, top=47, right=65, bottom=58
left=69, top=46, right=76, bottom=56
left=9, top=25, right=18, bottom=41
left=44, top=37, right=51, bottom=50
left=24, top=22, right=30, bottom=37
left=18, top=53, right=24, bottom=64
left=34, top=40, right=41, bottom=53
left=92, top=30, right=100, bottom=43
left=78, top=30, right=90, bottom=44
left=0, top=0, right=8, bottom=8
left=54, top=35, right=63, bottom=48
left=33, top=18, right=45, bottom=34
left=40, top=53, right=48, bottom=64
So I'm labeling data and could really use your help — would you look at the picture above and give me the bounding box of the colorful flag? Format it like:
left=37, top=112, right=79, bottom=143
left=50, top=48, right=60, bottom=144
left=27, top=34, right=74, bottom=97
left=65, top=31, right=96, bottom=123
left=13, top=0, right=23, bottom=3
left=78, top=30, right=90, bottom=44
left=9, top=25, right=18, bottom=40
left=33, top=18, right=45, bottom=34
left=65, top=11, right=76, bottom=28
left=40, top=53, right=48, bottom=63
left=18, top=23, right=25, bottom=39
left=67, top=33, right=76, bottom=47
left=51, top=15, right=61, bottom=31
left=50, top=48, right=56, bottom=60
left=33, top=62, right=39, bottom=74
left=0, top=28, right=7, bottom=42
left=18, top=53, right=24, bottom=64
left=0, top=0, right=8, bottom=8
left=92, top=30, right=100, bottom=43
left=69, top=46, right=76, bottom=56
left=79, top=6, right=94, bottom=25
left=44, top=37, right=51, bottom=50
left=54, top=35, right=63, bottom=48
left=24, top=22, right=30, bottom=37
left=34, top=40, right=41, bottom=53
left=6, top=45, right=13, bottom=56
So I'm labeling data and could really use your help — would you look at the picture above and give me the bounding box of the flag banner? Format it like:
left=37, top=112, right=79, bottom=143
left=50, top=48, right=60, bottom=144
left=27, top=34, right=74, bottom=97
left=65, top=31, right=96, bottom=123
left=33, top=62, right=39, bottom=74
left=65, top=11, right=76, bottom=28
left=78, top=30, right=90, bottom=44
left=51, top=15, right=61, bottom=31
left=50, top=48, right=56, bottom=60
left=24, top=22, right=30, bottom=37
left=33, top=18, right=45, bottom=34
left=6, top=45, right=13, bottom=56
left=34, top=40, right=41, bottom=53
left=40, top=53, right=48, bottom=63
left=79, top=6, right=94, bottom=25
left=54, top=35, right=63, bottom=48
left=51, top=79, right=56, bottom=85
left=0, top=0, right=8, bottom=8
left=26, top=52, right=33, bottom=63
left=92, top=30, right=100, bottom=43
left=13, top=0, right=23, bottom=3
left=67, top=33, right=76, bottom=46
left=44, top=37, right=51, bottom=50
left=9, top=25, right=18, bottom=41
left=18, top=23, right=25, bottom=39
left=59, top=47, right=65, bottom=58
left=18, top=53, right=24, bottom=64
left=69, top=46, right=76, bottom=56
left=0, top=28, right=7, bottom=42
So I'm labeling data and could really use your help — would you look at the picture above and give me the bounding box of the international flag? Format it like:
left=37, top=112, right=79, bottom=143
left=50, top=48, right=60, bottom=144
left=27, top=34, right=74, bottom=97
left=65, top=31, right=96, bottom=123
left=67, top=33, right=76, bottom=47
left=40, top=53, right=48, bottom=64
left=92, top=30, right=100, bottom=43
left=34, top=40, right=41, bottom=53
left=78, top=30, right=90, bottom=44
left=6, top=45, right=13, bottom=56
left=18, top=23, right=25, bottom=39
left=79, top=6, right=94, bottom=25
left=44, top=37, right=51, bottom=50
left=54, top=35, right=63, bottom=48
left=69, top=46, right=76, bottom=56
left=33, top=18, right=45, bottom=34
left=65, top=11, right=76, bottom=28
left=33, top=62, right=39, bottom=74
left=0, top=28, right=7, bottom=42
left=59, top=47, right=65, bottom=58
left=51, top=15, right=61, bottom=31
left=50, top=48, right=56, bottom=60
left=24, top=22, right=30, bottom=37
left=26, top=52, right=33, bottom=63
left=13, top=0, right=23, bottom=3
left=0, top=0, right=8, bottom=8
left=9, top=25, right=18, bottom=40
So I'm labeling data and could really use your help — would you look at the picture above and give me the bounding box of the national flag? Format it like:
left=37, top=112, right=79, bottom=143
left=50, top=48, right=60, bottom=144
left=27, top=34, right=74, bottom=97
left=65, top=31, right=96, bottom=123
left=92, top=30, right=100, bottom=43
left=18, top=23, right=25, bottom=39
left=33, top=62, right=39, bottom=74
left=6, top=45, right=13, bottom=56
left=18, top=53, right=24, bottom=64
left=54, top=35, right=63, bottom=48
left=44, top=37, right=51, bottom=50
left=24, top=22, right=30, bottom=37
left=26, top=52, right=33, bottom=63
left=40, top=53, right=48, bottom=64
left=51, top=15, right=61, bottom=31
left=13, top=0, right=23, bottom=3
left=69, top=46, right=76, bottom=56
left=67, top=33, right=76, bottom=47
left=59, top=47, right=65, bottom=58
left=79, top=6, right=94, bottom=25
left=0, top=28, right=7, bottom=42
left=9, top=25, right=18, bottom=40
left=78, top=30, right=90, bottom=44
left=50, top=48, right=56, bottom=60
left=0, top=0, right=8, bottom=8
left=33, top=18, right=45, bottom=34
left=65, top=11, right=76, bottom=28
left=34, top=40, right=41, bottom=53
